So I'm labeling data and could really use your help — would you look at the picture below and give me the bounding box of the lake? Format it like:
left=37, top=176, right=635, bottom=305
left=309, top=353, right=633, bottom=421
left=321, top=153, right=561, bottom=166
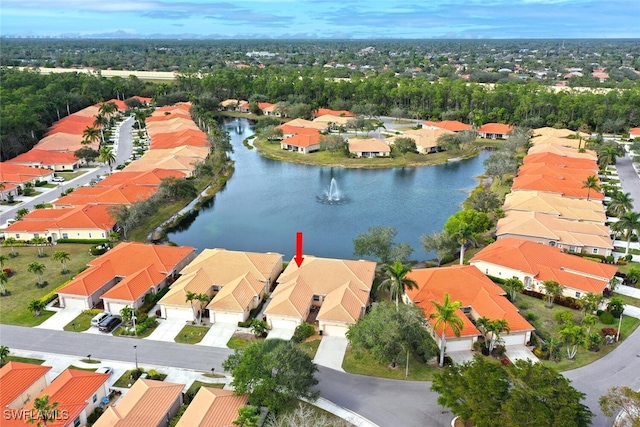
left=167, top=118, right=489, bottom=261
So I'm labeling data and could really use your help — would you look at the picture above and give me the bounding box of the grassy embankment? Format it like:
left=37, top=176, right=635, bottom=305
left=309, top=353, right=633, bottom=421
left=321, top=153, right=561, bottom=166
left=0, top=244, right=95, bottom=326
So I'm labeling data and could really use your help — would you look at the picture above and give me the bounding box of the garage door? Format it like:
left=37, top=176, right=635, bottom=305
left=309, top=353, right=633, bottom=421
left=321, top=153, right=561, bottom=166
left=164, top=307, right=194, bottom=321
left=106, top=302, right=128, bottom=316
left=269, top=318, right=299, bottom=330
left=61, top=296, right=88, bottom=309
left=212, top=311, right=242, bottom=324
left=502, top=333, right=526, bottom=346
left=321, top=324, right=349, bottom=337
left=445, top=338, right=473, bottom=352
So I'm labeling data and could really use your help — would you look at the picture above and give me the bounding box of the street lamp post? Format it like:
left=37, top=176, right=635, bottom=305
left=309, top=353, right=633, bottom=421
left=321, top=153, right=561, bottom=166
left=617, top=314, right=623, bottom=342
left=133, top=345, right=138, bottom=371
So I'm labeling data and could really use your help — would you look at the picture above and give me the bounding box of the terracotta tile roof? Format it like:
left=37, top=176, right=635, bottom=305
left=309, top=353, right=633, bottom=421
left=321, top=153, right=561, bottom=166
left=0, top=163, right=53, bottom=184
left=54, top=184, right=157, bottom=207
left=4, top=205, right=115, bottom=234
left=314, top=108, right=354, bottom=118
left=511, top=174, right=604, bottom=200
left=530, top=135, right=583, bottom=149
left=406, top=265, right=534, bottom=338
left=36, top=132, right=94, bottom=153
left=58, top=260, right=117, bottom=296
left=22, top=369, right=109, bottom=427
left=533, top=127, right=589, bottom=139
left=518, top=163, right=596, bottom=181
left=278, top=125, right=322, bottom=137
left=100, top=266, right=166, bottom=302
left=264, top=277, right=314, bottom=318
left=93, top=379, right=183, bottom=427
left=523, top=152, right=599, bottom=170
left=527, top=144, right=598, bottom=160
left=175, top=387, right=248, bottom=427
left=123, top=146, right=209, bottom=175
left=470, top=238, right=617, bottom=293
left=398, top=128, right=454, bottom=151
left=503, top=190, right=606, bottom=223
left=280, top=119, right=327, bottom=130
left=258, top=102, right=275, bottom=111
left=423, top=120, right=473, bottom=132
left=630, top=127, right=640, bottom=137
left=206, top=272, right=265, bottom=311
left=317, top=281, right=366, bottom=323
left=281, top=133, right=321, bottom=148
left=0, top=362, right=52, bottom=409
left=348, top=138, right=391, bottom=154
left=496, top=211, right=613, bottom=249
left=477, top=123, right=513, bottom=134
left=95, top=169, right=186, bottom=187
left=220, top=99, right=245, bottom=107
left=160, top=249, right=282, bottom=307
left=7, top=150, right=78, bottom=167
left=312, top=114, right=352, bottom=125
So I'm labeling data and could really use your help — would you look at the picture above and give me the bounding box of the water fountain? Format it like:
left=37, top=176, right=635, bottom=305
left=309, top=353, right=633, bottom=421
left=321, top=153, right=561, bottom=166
left=317, top=178, right=350, bottom=204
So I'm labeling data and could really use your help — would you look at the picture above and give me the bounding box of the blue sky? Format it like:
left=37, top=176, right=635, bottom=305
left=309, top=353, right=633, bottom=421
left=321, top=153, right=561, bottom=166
left=1, top=0, right=639, bottom=39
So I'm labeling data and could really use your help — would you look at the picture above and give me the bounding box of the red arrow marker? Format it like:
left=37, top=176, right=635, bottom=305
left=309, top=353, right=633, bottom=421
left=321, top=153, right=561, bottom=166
left=294, top=232, right=304, bottom=267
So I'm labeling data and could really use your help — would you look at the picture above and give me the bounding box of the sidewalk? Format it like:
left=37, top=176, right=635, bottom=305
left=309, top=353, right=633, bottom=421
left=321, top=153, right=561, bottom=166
left=304, top=397, right=379, bottom=427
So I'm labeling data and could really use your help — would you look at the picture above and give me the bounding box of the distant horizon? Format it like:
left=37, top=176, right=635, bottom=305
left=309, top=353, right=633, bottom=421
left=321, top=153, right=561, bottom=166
left=2, top=36, right=640, bottom=41
left=2, top=0, right=639, bottom=40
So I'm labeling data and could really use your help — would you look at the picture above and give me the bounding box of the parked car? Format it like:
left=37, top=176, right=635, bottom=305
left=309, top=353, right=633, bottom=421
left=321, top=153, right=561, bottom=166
left=96, top=366, right=114, bottom=375
left=91, top=312, right=111, bottom=327
left=52, top=176, right=66, bottom=182
left=99, top=316, right=121, bottom=333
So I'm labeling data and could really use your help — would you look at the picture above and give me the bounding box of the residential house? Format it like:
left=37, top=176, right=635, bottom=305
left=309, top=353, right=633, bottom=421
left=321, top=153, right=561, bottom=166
left=7, top=150, right=79, bottom=171
left=93, top=379, right=184, bottom=427
left=517, top=162, right=597, bottom=182
left=523, top=152, right=599, bottom=171
left=265, top=255, right=376, bottom=337
left=532, top=127, right=589, bottom=139
left=503, top=190, right=607, bottom=223
left=159, top=249, right=282, bottom=323
left=175, top=388, right=248, bottom=427
left=630, top=127, right=640, bottom=139
left=394, top=128, right=453, bottom=154
left=2, top=205, right=116, bottom=242
left=405, top=265, right=534, bottom=352
left=258, top=102, right=276, bottom=116
left=496, top=210, right=613, bottom=256
left=0, top=163, right=54, bottom=186
left=477, top=123, right=514, bottom=139
left=57, top=242, right=195, bottom=310
left=348, top=138, right=391, bottom=158
left=511, top=174, right=604, bottom=200
left=53, top=183, right=158, bottom=208
left=527, top=144, right=598, bottom=161
left=280, top=133, right=321, bottom=154
left=123, top=146, right=210, bottom=177
left=220, top=99, right=244, bottom=111
left=470, top=238, right=618, bottom=299
left=314, top=108, right=354, bottom=118
left=277, top=125, right=321, bottom=140
left=422, top=120, right=473, bottom=132
left=150, top=129, right=210, bottom=150
left=4, top=369, right=110, bottom=427
left=0, top=362, right=51, bottom=410
left=35, top=132, right=92, bottom=153
left=312, top=114, right=352, bottom=128
left=530, top=135, right=583, bottom=150
left=0, top=182, right=19, bottom=202
left=94, top=169, right=186, bottom=188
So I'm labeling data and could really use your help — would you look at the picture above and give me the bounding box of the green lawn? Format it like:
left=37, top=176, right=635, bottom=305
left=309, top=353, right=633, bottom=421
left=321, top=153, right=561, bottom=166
left=113, top=369, right=167, bottom=388
left=253, top=138, right=491, bottom=169
left=612, top=292, right=640, bottom=308
left=186, top=380, right=224, bottom=396
left=342, top=346, right=438, bottom=381
left=0, top=243, right=96, bottom=326
left=68, top=365, right=97, bottom=372
left=174, top=325, right=208, bottom=344
left=56, top=171, right=87, bottom=180
left=63, top=309, right=104, bottom=332
left=5, top=355, right=45, bottom=365
left=112, top=321, right=159, bottom=338
left=227, top=335, right=256, bottom=350
left=297, top=337, right=321, bottom=358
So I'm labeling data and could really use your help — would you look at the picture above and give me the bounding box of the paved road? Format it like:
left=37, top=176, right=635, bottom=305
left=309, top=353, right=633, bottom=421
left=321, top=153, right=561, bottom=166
left=0, top=117, right=134, bottom=225
left=3, top=323, right=637, bottom=427
left=616, top=152, right=640, bottom=212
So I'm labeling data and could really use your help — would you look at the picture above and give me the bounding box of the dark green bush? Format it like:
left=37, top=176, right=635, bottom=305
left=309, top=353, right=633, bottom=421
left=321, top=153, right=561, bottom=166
left=56, top=238, right=109, bottom=244
left=600, top=312, right=615, bottom=325
left=292, top=322, right=315, bottom=343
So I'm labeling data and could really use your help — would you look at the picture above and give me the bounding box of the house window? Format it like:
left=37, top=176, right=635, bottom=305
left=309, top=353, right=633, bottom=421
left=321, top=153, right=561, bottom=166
left=93, top=394, right=97, bottom=403
left=15, top=234, right=20, bottom=239
left=34, top=233, right=39, bottom=238
left=313, top=295, right=320, bottom=301
left=62, top=233, right=68, bottom=239
left=592, top=248, right=599, bottom=254
left=524, top=277, right=532, bottom=290
left=575, top=292, right=581, bottom=298
left=73, top=417, right=81, bottom=427
left=89, top=233, right=92, bottom=238
left=569, top=246, right=576, bottom=252
left=549, top=241, right=556, bottom=247
left=485, top=269, right=489, bottom=274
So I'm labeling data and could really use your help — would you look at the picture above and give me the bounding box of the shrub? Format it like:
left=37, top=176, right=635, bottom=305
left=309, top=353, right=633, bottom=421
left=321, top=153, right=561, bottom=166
left=555, top=310, right=574, bottom=325
left=291, top=322, right=315, bottom=343
left=517, top=301, right=530, bottom=310
left=2, top=268, right=13, bottom=277
left=35, top=281, right=49, bottom=289
left=600, top=312, right=615, bottom=325
left=147, top=369, right=161, bottom=380
left=56, top=238, right=110, bottom=244
left=87, top=407, right=104, bottom=424
left=492, top=345, right=506, bottom=358
left=533, top=347, right=549, bottom=360
left=238, top=320, right=252, bottom=328
left=526, top=312, right=537, bottom=322
left=600, top=327, right=619, bottom=339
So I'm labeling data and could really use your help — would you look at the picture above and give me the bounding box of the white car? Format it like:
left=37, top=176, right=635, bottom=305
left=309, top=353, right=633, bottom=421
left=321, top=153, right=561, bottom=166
left=52, top=176, right=66, bottom=182
left=91, top=312, right=111, bottom=327
left=96, top=367, right=114, bottom=375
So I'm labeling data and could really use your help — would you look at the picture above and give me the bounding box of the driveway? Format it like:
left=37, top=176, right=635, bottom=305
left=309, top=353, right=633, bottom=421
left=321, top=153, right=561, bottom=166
left=145, top=318, right=186, bottom=342
left=505, top=345, right=539, bottom=363
left=197, top=323, right=237, bottom=348
left=35, top=308, right=82, bottom=331
left=447, top=350, right=475, bottom=365
left=266, top=328, right=295, bottom=341
left=313, top=336, right=347, bottom=372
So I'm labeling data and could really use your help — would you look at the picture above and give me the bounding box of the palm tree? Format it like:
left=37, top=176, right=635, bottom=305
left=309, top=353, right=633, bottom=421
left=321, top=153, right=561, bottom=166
left=607, top=191, right=634, bottom=217
left=598, top=145, right=619, bottom=170
left=379, top=261, right=418, bottom=309
left=0, top=271, right=9, bottom=296
left=185, top=291, right=209, bottom=324
left=98, top=146, right=116, bottom=171
left=29, top=394, right=59, bottom=426
left=93, top=114, right=109, bottom=144
left=476, top=317, right=510, bottom=354
left=53, top=251, right=71, bottom=274
left=612, top=211, right=640, bottom=255
left=82, top=126, right=101, bottom=147
left=3, top=237, right=18, bottom=257
left=453, top=223, right=477, bottom=265
left=580, top=292, right=604, bottom=318
left=28, top=299, right=46, bottom=317
left=195, top=293, right=211, bottom=325
left=430, top=293, right=464, bottom=367
left=503, top=277, right=524, bottom=302
left=27, top=262, right=46, bottom=286
left=133, top=109, right=150, bottom=130
left=31, top=236, right=47, bottom=257
left=0, top=345, right=9, bottom=366
left=540, top=280, right=564, bottom=308
left=0, top=254, right=8, bottom=270
left=558, top=323, right=587, bottom=360
left=581, top=175, right=601, bottom=201
left=99, top=101, right=118, bottom=119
